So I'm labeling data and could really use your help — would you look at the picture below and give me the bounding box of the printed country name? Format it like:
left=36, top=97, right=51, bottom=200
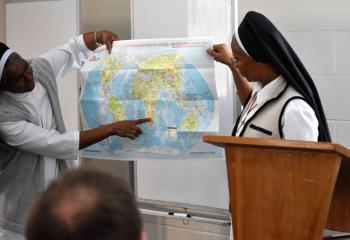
left=117, top=41, right=209, bottom=48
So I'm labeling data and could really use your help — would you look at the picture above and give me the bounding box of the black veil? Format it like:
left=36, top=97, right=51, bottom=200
left=0, top=42, right=9, bottom=57
left=237, top=11, right=331, bottom=142
left=0, top=42, right=11, bottom=80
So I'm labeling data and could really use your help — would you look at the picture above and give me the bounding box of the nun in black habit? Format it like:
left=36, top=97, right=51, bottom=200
left=208, top=11, right=331, bottom=142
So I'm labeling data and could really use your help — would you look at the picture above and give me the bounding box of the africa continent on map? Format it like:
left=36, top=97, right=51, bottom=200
left=79, top=38, right=221, bottom=160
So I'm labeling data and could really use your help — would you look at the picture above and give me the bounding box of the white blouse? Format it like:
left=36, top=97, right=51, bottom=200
left=235, top=76, right=319, bottom=141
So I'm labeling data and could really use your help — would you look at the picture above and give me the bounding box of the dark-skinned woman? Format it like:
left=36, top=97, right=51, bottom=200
left=208, top=11, right=331, bottom=143
left=0, top=30, right=150, bottom=239
left=207, top=11, right=331, bottom=240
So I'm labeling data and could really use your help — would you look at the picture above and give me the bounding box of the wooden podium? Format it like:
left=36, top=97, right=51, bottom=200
left=203, top=136, right=350, bottom=240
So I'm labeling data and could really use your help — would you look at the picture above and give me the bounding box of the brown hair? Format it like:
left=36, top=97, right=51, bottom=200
left=26, top=167, right=142, bottom=240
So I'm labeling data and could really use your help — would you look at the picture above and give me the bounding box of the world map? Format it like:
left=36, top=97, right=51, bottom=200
left=79, top=38, right=221, bottom=160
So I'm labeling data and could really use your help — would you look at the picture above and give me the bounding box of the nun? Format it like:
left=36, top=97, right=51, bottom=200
left=208, top=11, right=331, bottom=143
left=0, top=31, right=149, bottom=239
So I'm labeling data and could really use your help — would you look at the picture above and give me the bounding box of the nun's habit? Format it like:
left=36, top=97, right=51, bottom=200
left=235, top=11, right=331, bottom=142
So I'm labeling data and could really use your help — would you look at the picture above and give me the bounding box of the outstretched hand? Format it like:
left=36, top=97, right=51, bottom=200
left=207, top=44, right=233, bottom=66
left=79, top=118, right=152, bottom=150
left=109, top=118, right=152, bottom=139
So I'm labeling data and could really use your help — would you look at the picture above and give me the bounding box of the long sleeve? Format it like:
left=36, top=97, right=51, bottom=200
left=40, top=34, right=92, bottom=81
left=282, top=99, right=319, bottom=141
left=0, top=36, right=89, bottom=159
left=0, top=120, right=79, bottom=160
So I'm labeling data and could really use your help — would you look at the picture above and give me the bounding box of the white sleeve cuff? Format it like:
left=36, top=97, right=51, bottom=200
left=72, top=130, right=80, bottom=157
left=0, top=121, right=81, bottom=160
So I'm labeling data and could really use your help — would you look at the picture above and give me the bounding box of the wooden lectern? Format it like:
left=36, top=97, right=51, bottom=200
left=203, top=136, right=350, bottom=240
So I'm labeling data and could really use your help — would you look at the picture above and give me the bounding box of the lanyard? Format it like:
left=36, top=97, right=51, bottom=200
left=236, top=93, right=258, bottom=133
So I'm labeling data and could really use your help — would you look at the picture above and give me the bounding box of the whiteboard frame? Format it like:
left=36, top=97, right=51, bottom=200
left=131, top=0, right=236, bottom=215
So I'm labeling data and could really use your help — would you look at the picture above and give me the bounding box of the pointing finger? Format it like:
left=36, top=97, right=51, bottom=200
left=133, top=118, right=152, bottom=125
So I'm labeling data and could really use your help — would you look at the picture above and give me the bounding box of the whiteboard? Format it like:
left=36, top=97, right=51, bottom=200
left=132, top=0, right=235, bottom=210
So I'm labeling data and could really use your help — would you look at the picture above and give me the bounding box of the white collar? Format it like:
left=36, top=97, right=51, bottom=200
left=252, top=75, right=286, bottom=105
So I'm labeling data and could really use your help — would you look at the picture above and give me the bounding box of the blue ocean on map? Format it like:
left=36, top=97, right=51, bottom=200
left=80, top=39, right=222, bottom=160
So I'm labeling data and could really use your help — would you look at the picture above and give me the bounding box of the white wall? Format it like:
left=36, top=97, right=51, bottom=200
left=81, top=0, right=131, bottom=40
left=238, top=0, right=350, bottom=147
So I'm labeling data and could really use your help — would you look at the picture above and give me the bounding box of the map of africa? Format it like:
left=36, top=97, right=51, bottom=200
left=79, top=38, right=222, bottom=160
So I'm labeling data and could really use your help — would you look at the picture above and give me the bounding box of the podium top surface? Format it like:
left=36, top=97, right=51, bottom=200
left=203, top=135, right=350, bottom=159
